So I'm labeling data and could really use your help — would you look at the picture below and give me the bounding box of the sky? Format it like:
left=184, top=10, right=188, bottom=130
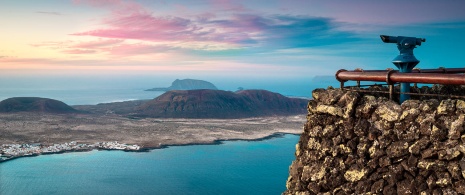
left=1, top=0, right=465, bottom=93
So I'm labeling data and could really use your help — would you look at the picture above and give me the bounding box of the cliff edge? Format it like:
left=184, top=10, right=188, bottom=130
left=284, top=88, right=465, bottom=194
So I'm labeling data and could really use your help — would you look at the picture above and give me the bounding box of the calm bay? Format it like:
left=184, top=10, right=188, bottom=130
left=0, top=134, right=299, bottom=195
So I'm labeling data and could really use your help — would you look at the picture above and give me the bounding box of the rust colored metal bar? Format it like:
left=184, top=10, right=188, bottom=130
left=352, top=68, right=465, bottom=74
left=336, top=70, right=465, bottom=85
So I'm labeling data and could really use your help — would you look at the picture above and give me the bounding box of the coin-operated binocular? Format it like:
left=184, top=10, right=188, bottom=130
left=380, top=35, right=426, bottom=103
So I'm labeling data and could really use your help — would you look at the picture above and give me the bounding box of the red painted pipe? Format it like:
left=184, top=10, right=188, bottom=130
left=336, top=70, right=465, bottom=85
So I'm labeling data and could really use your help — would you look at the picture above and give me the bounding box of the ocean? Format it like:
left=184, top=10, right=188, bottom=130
left=0, top=75, right=339, bottom=105
left=0, top=134, right=300, bottom=195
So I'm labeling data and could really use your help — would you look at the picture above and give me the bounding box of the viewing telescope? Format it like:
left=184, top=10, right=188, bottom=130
left=380, top=35, right=425, bottom=46
left=380, top=35, right=426, bottom=103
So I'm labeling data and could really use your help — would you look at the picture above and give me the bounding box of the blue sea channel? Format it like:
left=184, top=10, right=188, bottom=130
left=0, top=134, right=299, bottom=195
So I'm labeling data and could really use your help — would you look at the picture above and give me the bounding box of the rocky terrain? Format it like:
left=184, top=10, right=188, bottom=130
left=145, top=79, right=218, bottom=91
left=0, top=112, right=305, bottom=149
left=284, top=87, right=465, bottom=194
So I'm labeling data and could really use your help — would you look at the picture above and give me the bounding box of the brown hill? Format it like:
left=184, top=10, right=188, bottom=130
left=135, top=89, right=308, bottom=118
left=0, top=97, right=78, bottom=113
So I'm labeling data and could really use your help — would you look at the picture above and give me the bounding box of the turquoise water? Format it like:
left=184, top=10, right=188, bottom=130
left=0, top=134, right=299, bottom=195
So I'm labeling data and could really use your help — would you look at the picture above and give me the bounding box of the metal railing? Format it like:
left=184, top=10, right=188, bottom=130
left=335, top=68, right=465, bottom=101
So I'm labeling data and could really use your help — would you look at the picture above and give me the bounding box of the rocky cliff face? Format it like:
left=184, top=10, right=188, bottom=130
left=284, top=88, right=465, bottom=194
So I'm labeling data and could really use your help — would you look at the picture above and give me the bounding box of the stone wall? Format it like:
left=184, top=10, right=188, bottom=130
left=284, top=88, right=465, bottom=194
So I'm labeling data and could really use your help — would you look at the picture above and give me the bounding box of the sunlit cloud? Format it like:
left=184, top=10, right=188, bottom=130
left=63, top=49, right=97, bottom=54
left=71, top=2, right=360, bottom=54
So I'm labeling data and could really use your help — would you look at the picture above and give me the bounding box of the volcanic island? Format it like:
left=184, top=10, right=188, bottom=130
left=0, top=89, right=308, bottom=162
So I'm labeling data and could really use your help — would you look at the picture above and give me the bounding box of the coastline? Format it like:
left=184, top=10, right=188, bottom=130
left=141, top=131, right=301, bottom=151
left=0, top=132, right=301, bottom=163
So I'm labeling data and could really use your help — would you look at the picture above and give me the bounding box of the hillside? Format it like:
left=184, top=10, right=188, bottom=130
left=0, top=97, right=78, bottom=113
left=145, top=79, right=218, bottom=91
left=135, top=89, right=308, bottom=118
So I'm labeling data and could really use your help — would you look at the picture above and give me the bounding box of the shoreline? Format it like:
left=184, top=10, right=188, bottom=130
left=141, top=132, right=301, bottom=151
left=0, top=132, right=301, bottom=164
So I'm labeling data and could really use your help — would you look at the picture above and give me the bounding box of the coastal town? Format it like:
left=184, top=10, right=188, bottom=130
left=0, top=141, right=141, bottom=162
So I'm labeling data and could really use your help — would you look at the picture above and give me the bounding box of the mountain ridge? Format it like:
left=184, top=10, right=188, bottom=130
left=134, top=89, right=308, bottom=118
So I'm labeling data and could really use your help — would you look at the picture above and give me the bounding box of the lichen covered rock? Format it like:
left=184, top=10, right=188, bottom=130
left=284, top=88, right=465, bottom=194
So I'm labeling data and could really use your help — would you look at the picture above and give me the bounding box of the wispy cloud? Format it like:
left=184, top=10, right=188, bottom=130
left=62, top=49, right=97, bottom=54
left=71, top=1, right=359, bottom=53
left=71, top=39, right=124, bottom=49
left=36, top=11, right=63, bottom=16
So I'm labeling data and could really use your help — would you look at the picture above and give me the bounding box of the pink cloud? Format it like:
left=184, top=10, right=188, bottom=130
left=71, top=0, right=259, bottom=45
left=71, top=11, right=260, bottom=45
left=63, top=49, right=97, bottom=54
left=72, top=10, right=202, bottom=42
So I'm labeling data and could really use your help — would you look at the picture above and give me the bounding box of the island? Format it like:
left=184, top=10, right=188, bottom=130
left=145, top=79, right=218, bottom=91
left=0, top=90, right=308, bottom=162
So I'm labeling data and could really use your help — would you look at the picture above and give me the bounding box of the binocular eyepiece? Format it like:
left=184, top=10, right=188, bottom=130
left=380, top=35, right=426, bottom=46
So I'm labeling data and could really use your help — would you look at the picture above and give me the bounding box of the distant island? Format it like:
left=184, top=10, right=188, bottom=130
left=145, top=79, right=218, bottom=91
left=0, top=90, right=308, bottom=162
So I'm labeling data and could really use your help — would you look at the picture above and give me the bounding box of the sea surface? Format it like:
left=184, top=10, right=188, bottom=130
left=0, top=76, right=336, bottom=105
left=0, top=134, right=300, bottom=195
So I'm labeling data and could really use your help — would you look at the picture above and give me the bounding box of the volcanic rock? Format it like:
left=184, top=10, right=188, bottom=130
left=284, top=87, right=465, bottom=194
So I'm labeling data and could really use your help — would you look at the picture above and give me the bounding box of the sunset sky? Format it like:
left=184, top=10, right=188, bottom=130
left=1, top=0, right=465, bottom=84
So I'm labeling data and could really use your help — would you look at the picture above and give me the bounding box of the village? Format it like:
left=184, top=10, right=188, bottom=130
left=0, top=141, right=141, bottom=162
